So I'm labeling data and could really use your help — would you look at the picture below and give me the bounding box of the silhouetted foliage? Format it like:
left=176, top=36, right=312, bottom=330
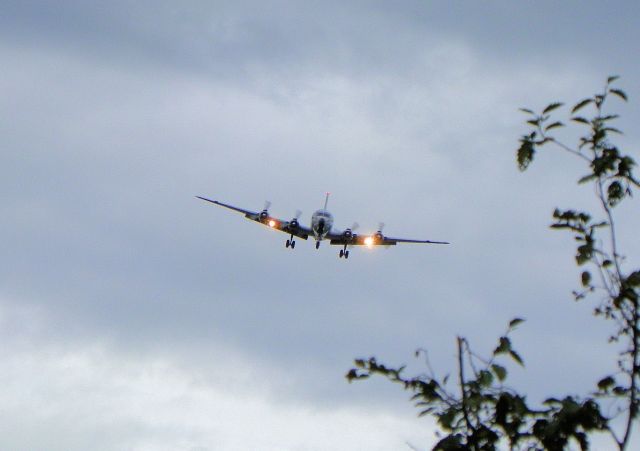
left=348, top=77, right=639, bottom=450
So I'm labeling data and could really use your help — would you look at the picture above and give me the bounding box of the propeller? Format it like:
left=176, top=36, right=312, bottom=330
left=259, top=200, right=271, bottom=221
left=343, top=222, right=359, bottom=240
left=374, top=222, right=385, bottom=242
left=289, top=210, right=302, bottom=230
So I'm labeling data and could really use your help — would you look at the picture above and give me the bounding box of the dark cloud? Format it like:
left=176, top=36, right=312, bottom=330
left=1, top=1, right=639, bottom=449
left=5, top=1, right=638, bottom=83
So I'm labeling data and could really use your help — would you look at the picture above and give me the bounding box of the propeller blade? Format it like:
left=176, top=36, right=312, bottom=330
left=351, top=222, right=359, bottom=231
left=378, top=222, right=385, bottom=232
left=295, top=209, right=302, bottom=219
left=263, top=200, right=271, bottom=211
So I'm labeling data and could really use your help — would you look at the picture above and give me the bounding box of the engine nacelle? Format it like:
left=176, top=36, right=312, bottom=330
left=259, top=210, right=269, bottom=221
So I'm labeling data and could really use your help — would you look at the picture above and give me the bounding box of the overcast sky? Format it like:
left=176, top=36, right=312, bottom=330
left=2, top=1, right=640, bottom=450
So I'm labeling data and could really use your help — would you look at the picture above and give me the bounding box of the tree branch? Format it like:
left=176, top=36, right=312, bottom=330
left=457, top=337, right=476, bottom=448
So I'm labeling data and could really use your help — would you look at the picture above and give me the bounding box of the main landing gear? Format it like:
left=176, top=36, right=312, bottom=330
left=285, top=234, right=296, bottom=249
left=339, top=246, right=350, bottom=259
left=315, top=241, right=320, bottom=249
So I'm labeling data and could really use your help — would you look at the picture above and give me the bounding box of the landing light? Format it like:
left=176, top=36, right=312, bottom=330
left=364, top=236, right=374, bottom=247
left=268, top=220, right=276, bottom=228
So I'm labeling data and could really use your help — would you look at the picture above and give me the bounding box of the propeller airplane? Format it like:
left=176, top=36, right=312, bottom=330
left=196, top=193, right=449, bottom=259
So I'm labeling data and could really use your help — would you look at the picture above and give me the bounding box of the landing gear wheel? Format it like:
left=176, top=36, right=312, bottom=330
left=339, top=249, right=344, bottom=258
left=286, top=239, right=290, bottom=248
left=315, top=241, right=320, bottom=249
left=345, top=250, right=349, bottom=259
left=291, top=240, right=295, bottom=249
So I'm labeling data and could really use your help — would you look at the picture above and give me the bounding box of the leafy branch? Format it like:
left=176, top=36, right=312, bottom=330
left=348, top=319, right=607, bottom=450
left=348, top=77, right=639, bottom=450
left=517, top=76, right=638, bottom=449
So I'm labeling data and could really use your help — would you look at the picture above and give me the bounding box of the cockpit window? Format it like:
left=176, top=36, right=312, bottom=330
left=314, top=210, right=333, bottom=219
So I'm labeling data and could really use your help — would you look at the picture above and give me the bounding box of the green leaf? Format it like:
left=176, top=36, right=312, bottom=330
left=517, top=138, right=535, bottom=171
left=571, top=116, right=590, bottom=125
left=627, top=271, right=640, bottom=287
left=478, top=369, right=493, bottom=387
left=345, top=369, right=368, bottom=382
left=607, top=181, right=624, bottom=206
left=509, top=350, right=524, bottom=366
left=491, top=364, right=507, bottom=382
left=572, top=98, right=593, bottom=113
left=575, top=431, right=589, bottom=449
left=509, top=318, right=525, bottom=329
left=545, top=121, right=564, bottom=131
left=607, top=75, right=620, bottom=84
left=543, top=102, right=563, bottom=114
left=613, top=386, right=628, bottom=395
left=576, top=242, right=594, bottom=265
left=609, top=88, right=627, bottom=101
left=494, top=337, right=511, bottom=355
left=578, top=174, right=596, bottom=184
left=597, top=376, right=615, bottom=390
left=437, top=408, right=458, bottom=430
left=519, top=108, right=535, bottom=114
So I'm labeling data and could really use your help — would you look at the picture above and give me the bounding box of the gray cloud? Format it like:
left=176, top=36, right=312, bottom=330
left=1, top=1, right=640, bottom=449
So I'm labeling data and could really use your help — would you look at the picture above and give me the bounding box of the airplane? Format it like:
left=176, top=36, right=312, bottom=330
left=196, top=193, right=449, bottom=259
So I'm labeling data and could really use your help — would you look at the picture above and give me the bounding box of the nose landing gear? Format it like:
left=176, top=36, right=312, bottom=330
left=339, top=246, right=350, bottom=259
left=315, top=241, right=320, bottom=249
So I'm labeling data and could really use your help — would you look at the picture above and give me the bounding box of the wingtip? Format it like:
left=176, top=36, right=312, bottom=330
left=196, top=196, right=217, bottom=204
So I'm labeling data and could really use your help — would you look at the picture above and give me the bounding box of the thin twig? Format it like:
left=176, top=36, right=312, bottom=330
left=457, top=337, right=477, bottom=448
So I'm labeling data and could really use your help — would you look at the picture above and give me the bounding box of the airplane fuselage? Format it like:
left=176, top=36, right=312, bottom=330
left=311, top=209, right=334, bottom=241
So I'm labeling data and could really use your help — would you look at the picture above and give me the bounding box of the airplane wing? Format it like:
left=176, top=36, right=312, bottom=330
left=324, top=229, right=346, bottom=241
left=379, top=237, right=450, bottom=246
left=196, top=196, right=311, bottom=240
left=196, top=196, right=258, bottom=218
left=272, top=219, right=312, bottom=240
left=329, top=232, right=449, bottom=246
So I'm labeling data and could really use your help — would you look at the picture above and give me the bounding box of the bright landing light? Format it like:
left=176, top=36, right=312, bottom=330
left=364, top=236, right=374, bottom=247
left=268, top=220, right=276, bottom=228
